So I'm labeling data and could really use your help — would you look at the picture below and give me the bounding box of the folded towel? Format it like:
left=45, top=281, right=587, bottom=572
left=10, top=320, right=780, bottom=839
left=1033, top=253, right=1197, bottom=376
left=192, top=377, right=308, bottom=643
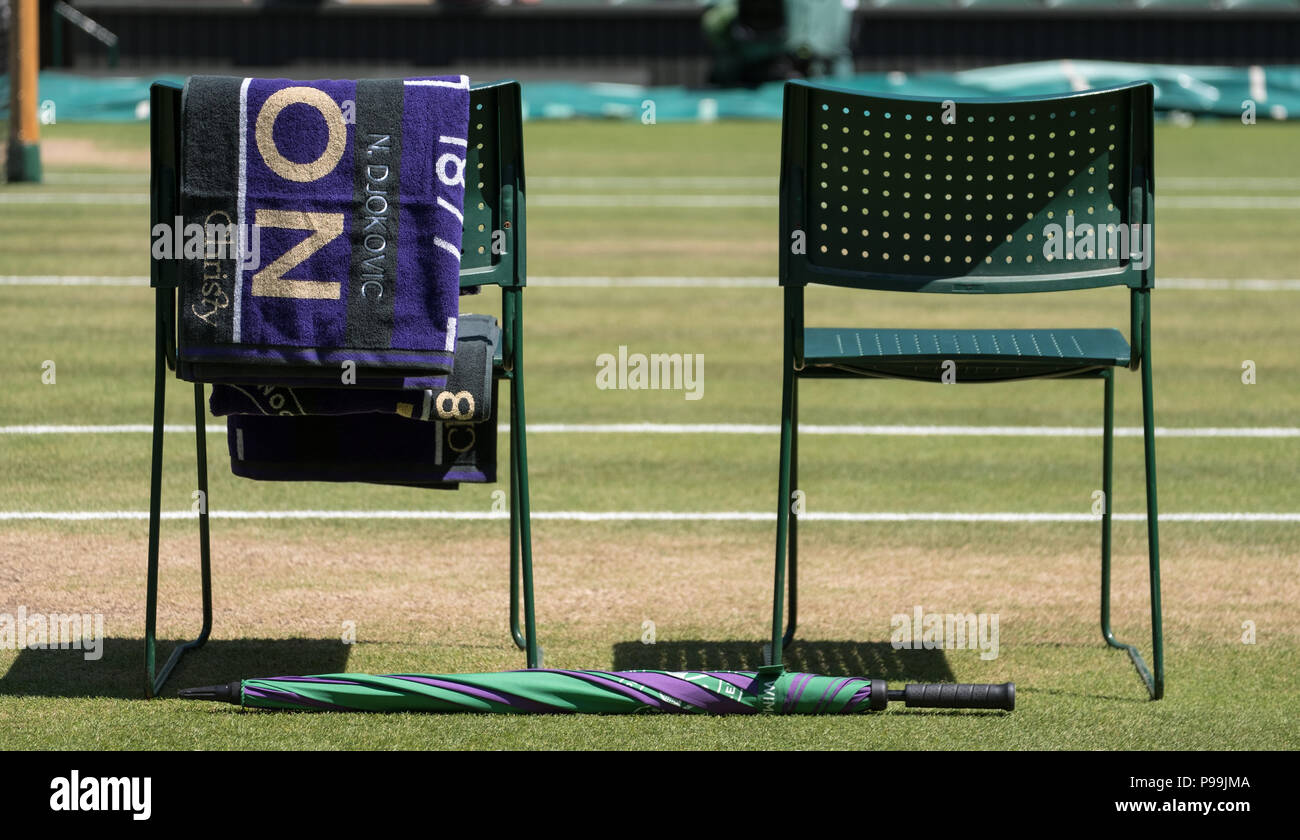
left=208, top=313, right=497, bottom=422
left=177, top=363, right=448, bottom=391
left=226, top=383, right=498, bottom=485
left=178, top=74, right=470, bottom=381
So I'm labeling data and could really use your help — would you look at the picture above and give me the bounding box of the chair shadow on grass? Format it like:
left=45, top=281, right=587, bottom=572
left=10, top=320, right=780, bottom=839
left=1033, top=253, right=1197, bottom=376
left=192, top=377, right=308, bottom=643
left=0, top=638, right=351, bottom=700
left=611, top=639, right=955, bottom=682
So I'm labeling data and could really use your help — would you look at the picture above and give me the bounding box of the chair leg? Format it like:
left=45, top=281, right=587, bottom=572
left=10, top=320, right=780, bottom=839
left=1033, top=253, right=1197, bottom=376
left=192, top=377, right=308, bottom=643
left=1140, top=351, right=1165, bottom=700
left=508, top=380, right=525, bottom=651
left=1099, top=366, right=1163, bottom=701
left=144, top=345, right=213, bottom=696
left=769, top=355, right=796, bottom=667
left=783, top=376, right=798, bottom=649
left=191, top=384, right=214, bottom=647
left=1099, top=370, right=1120, bottom=648
left=508, top=292, right=541, bottom=669
left=144, top=303, right=168, bottom=697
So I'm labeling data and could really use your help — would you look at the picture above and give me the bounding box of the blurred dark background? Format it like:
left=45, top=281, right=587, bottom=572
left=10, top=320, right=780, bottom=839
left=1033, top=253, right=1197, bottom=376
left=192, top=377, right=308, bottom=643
left=11, top=0, right=1300, bottom=88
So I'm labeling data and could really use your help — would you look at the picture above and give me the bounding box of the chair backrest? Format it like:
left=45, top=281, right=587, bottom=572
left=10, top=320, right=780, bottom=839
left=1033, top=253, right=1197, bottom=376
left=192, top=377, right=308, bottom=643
left=461, top=80, right=527, bottom=290
left=149, top=77, right=525, bottom=291
left=779, top=79, right=1154, bottom=294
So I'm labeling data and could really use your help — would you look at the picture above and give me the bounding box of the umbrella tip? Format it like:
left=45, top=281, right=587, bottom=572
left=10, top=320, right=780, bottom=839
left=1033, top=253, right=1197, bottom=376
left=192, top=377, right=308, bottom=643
left=178, top=680, right=242, bottom=705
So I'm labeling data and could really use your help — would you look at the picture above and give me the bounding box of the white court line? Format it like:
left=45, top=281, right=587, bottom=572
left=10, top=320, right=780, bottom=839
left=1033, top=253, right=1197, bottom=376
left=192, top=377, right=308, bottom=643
left=0, top=193, right=148, bottom=205
left=10, top=179, right=1300, bottom=203
left=32, top=175, right=1296, bottom=191
left=2, top=423, right=1297, bottom=438
left=7, top=191, right=1296, bottom=208
left=0, top=275, right=150, bottom=286
left=6, top=275, right=1300, bottom=291
left=528, top=276, right=1300, bottom=291
left=0, top=424, right=221, bottom=434
left=1160, top=278, right=1300, bottom=291
left=0, top=510, right=1295, bottom=523
left=528, top=176, right=1300, bottom=192
left=534, top=195, right=1300, bottom=210
left=1164, top=177, right=1300, bottom=191
left=530, top=276, right=773, bottom=288
left=522, top=424, right=1300, bottom=438
left=1158, top=196, right=1300, bottom=209
left=43, top=172, right=148, bottom=185
left=531, top=194, right=778, bottom=208
left=528, top=176, right=775, bottom=190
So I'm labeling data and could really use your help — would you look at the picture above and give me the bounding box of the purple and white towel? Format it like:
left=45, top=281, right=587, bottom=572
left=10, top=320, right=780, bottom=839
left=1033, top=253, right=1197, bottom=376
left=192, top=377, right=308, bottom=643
left=178, top=74, right=471, bottom=381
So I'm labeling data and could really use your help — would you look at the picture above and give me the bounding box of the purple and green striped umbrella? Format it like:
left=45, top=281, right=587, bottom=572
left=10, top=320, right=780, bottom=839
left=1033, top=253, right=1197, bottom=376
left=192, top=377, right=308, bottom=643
left=180, top=669, right=1014, bottom=714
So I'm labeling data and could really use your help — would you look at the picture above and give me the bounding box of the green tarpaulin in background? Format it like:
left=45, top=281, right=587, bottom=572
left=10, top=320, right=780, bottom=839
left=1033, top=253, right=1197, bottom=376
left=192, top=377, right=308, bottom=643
left=522, top=61, right=1299, bottom=121
left=3, top=62, right=1297, bottom=123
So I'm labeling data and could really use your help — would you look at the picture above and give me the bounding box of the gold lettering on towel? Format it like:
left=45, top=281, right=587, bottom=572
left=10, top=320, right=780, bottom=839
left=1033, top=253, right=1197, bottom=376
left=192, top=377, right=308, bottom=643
left=251, top=209, right=344, bottom=299
left=435, top=390, right=475, bottom=420
left=447, top=425, right=476, bottom=454
left=255, top=86, right=347, bottom=183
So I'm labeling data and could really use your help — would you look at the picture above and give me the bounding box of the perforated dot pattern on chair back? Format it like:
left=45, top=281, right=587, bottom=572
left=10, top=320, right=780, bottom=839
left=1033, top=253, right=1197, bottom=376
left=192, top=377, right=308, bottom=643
left=461, top=89, right=502, bottom=271
left=783, top=81, right=1152, bottom=291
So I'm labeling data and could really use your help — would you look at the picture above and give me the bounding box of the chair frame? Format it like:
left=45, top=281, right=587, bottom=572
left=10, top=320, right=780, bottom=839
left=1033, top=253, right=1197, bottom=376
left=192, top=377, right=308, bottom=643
left=769, top=79, right=1163, bottom=699
left=144, top=79, right=538, bottom=698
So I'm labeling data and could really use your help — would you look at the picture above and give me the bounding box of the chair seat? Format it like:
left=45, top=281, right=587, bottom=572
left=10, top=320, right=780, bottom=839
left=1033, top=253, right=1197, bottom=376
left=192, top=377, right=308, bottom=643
left=802, top=328, right=1130, bottom=381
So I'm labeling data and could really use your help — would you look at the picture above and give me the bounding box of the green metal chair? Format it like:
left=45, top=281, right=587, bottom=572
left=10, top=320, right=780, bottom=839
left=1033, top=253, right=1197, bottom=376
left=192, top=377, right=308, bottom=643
left=769, top=79, right=1163, bottom=699
left=144, top=79, right=539, bottom=698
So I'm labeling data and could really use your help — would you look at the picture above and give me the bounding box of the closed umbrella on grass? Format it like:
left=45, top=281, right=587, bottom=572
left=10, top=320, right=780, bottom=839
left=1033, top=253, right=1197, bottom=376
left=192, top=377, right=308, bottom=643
left=180, top=670, right=1013, bottom=714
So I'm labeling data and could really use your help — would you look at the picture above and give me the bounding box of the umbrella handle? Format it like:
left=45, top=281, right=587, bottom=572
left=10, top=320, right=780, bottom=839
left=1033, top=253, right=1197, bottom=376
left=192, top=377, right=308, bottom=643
left=178, top=680, right=242, bottom=704
left=888, top=683, right=1015, bottom=711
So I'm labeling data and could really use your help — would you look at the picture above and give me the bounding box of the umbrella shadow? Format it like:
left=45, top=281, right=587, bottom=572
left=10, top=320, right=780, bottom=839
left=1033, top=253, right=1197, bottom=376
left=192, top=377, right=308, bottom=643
left=0, top=638, right=352, bottom=700
left=611, top=640, right=956, bottom=682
